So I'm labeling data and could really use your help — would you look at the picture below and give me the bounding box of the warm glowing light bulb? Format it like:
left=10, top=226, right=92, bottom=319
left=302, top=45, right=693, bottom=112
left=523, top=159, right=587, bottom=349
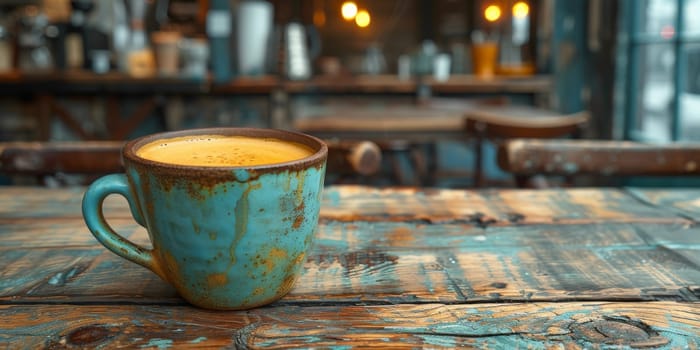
left=512, top=2, right=529, bottom=18
left=484, top=5, right=501, bottom=22
left=355, top=9, right=370, bottom=28
left=341, top=2, right=358, bottom=21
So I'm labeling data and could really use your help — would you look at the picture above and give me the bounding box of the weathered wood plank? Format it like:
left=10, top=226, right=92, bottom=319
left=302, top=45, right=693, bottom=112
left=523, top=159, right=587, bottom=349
left=0, top=218, right=142, bottom=249
left=0, top=248, right=103, bottom=297
left=7, top=212, right=698, bottom=251
left=1, top=186, right=699, bottom=348
left=3, top=221, right=699, bottom=304
left=320, top=186, right=689, bottom=224
left=312, top=220, right=700, bottom=251
left=1, top=302, right=698, bottom=348
left=626, top=188, right=700, bottom=219
left=4, top=250, right=180, bottom=303
left=0, top=187, right=130, bottom=219
left=1, top=186, right=692, bottom=225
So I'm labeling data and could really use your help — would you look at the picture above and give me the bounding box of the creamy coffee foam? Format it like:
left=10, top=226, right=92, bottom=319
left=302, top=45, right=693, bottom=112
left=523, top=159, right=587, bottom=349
left=136, top=134, right=315, bottom=167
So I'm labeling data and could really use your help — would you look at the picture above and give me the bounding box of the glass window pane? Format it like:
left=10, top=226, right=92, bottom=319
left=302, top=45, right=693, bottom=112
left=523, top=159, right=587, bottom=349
left=636, top=43, right=675, bottom=142
left=680, top=43, right=700, bottom=140
left=684, top=0, right=700, bottom=35
left=640, top=0, right=677, bottom=38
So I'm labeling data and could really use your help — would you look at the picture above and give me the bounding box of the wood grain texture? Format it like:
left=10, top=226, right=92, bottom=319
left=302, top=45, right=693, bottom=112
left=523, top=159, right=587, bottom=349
left=0, top=218, right=141, bottom=249
left=0, top=187, right=129, bottom=219
left=320, top=186, right=690, bottom=224
left=626, top=188, right=700, bottom=219
left=2, top=186, right=700, bottom=348
left=1, top=302, right=698, bottom=348
left=2, top=220, right=699, bottom=304
left=3, top=186, right=689, bottom=224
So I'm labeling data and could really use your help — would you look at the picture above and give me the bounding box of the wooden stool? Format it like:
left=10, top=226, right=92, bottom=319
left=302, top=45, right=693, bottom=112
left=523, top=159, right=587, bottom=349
left=293, top=106, right=466, bottom=186
left=465, top=107, right=590, bottom=187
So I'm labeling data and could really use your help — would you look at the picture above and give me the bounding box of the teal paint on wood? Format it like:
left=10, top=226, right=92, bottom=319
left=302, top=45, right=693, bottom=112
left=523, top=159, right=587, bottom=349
left=415, top=335, right=457, bottom=348
left=664, top=314, right=700, bottom=340
left=324, top=189, right=342, bottom=207
left=2, top=186, right=700, bottom=347
left=0, top=248, right=103, bottom=296
left=140, top=338, right=173, bottom=349
left=189, top=336, right=207, bottom=343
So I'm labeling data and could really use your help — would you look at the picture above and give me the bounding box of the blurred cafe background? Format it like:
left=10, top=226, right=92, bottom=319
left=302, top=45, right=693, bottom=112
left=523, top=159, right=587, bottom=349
left=0, top=0, right=699, bottom=188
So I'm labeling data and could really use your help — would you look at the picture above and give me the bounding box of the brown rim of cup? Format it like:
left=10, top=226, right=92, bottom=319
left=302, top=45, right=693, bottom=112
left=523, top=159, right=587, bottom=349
left=122, top=127, right=328, bottom=173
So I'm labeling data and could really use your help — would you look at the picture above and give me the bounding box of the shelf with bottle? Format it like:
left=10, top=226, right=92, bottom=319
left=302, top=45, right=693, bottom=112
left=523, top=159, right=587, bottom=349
left=0, top=69, right=551, bottom=97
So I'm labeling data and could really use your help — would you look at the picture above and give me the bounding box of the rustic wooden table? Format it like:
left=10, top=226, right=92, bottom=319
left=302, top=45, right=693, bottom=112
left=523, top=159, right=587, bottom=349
left=1, top=186, right=699, bottom=348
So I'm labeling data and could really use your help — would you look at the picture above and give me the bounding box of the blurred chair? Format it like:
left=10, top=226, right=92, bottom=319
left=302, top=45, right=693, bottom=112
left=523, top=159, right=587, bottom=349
left=293, top=97, right=509, bottom=187
left=498, top=139, right=700, bottom=188
left=0, top=139, right=381, bottom=187
left=465, top=107, right=590, bottom=187
left=293, top=105, right=465, bottom=186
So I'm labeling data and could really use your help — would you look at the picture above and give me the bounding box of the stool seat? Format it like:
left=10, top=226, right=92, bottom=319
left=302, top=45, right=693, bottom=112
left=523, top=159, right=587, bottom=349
left=466, top=107, right=590, bottom=138
left=465, top=106, right=590, bottom=187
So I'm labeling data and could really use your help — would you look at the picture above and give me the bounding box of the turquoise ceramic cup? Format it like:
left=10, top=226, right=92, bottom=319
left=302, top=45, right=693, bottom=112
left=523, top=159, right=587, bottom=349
left=82, top=128, right=327, bottom=310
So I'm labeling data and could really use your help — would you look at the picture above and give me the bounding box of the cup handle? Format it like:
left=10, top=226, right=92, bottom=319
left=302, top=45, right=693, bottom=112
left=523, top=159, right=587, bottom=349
left=82, top=174, right=163, bottom=279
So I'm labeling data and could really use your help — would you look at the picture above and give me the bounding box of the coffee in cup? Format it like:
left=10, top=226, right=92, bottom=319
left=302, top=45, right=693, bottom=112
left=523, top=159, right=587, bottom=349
left=136, top=134, right=314, bottom=167
left=83, top=128, right=327, bottom=310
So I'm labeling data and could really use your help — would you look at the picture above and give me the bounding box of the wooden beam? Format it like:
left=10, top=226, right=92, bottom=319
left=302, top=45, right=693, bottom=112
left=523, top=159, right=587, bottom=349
left=499, top=139, right=700, bottom=176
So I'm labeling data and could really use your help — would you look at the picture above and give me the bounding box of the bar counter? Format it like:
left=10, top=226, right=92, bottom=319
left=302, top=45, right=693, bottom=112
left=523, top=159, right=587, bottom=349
left=0, top=71, right=552, bottom=95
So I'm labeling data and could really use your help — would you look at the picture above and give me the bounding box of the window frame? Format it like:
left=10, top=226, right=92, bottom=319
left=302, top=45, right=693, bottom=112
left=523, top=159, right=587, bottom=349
left=622, top=0, right=700, bottom=142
